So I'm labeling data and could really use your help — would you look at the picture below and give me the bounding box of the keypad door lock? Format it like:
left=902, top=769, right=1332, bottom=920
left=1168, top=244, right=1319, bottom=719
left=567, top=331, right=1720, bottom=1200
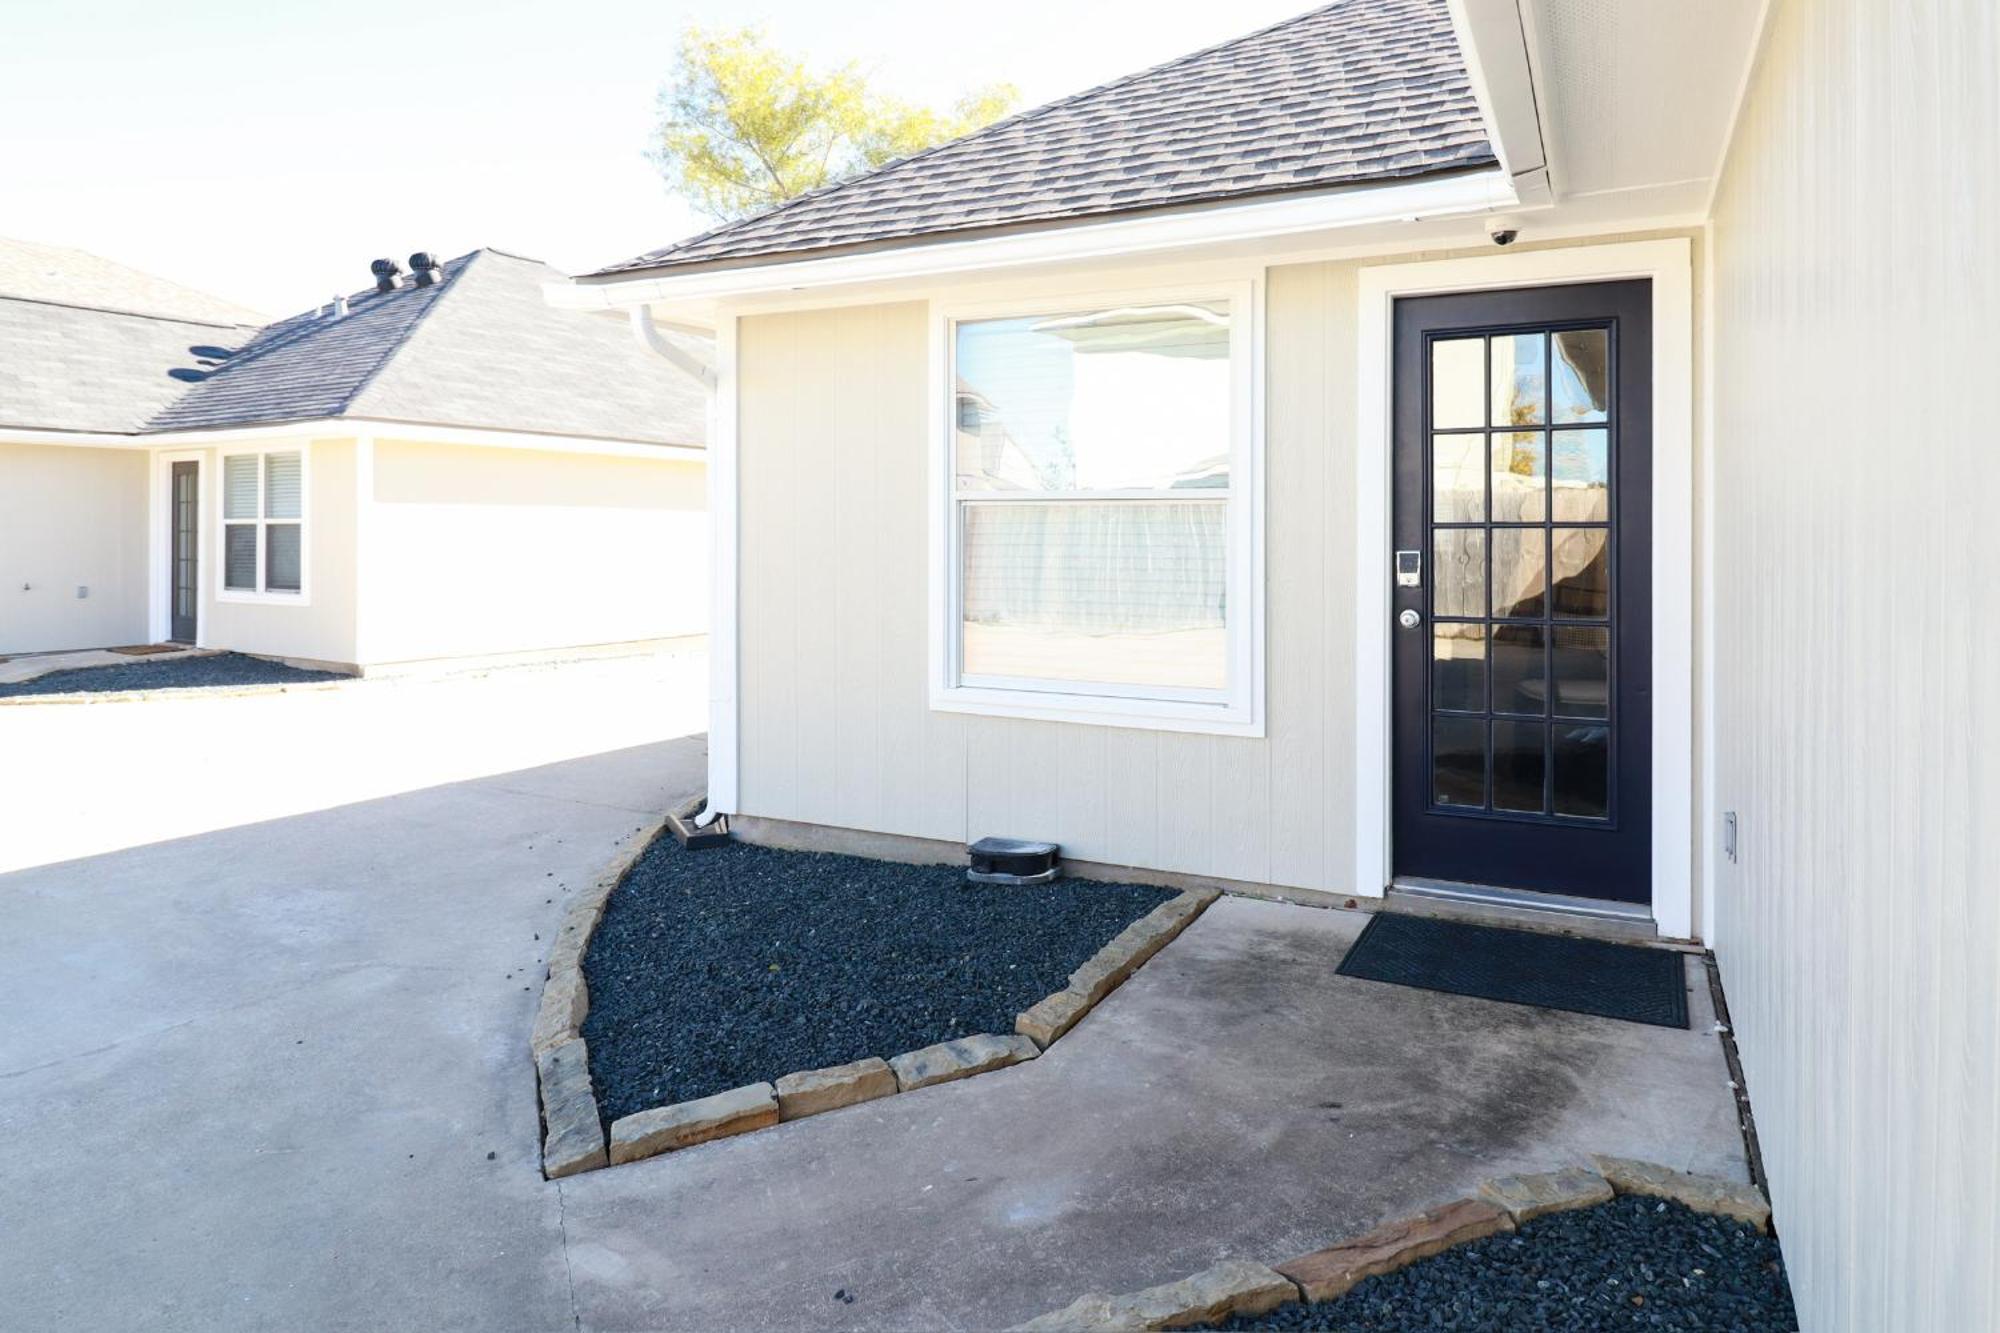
left=1395, top=550, right=1422, bottom=588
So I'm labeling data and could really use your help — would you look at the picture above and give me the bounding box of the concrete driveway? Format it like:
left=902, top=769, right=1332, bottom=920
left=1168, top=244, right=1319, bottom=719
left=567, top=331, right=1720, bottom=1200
left=0, top=652, right=1750, bottom=1331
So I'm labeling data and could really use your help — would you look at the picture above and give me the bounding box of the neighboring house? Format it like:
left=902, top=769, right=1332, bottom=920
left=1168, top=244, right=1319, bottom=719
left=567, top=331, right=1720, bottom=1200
left=1, top=241, right=707, bottom=669
left=551, top=1, right=1997, bottom=1329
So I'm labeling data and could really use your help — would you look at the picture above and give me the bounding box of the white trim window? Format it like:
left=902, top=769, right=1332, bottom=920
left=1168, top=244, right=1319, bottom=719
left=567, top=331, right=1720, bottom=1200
left=933, top=280, right=1262, bottom=734
left=219, top=446, right=307, bottom=600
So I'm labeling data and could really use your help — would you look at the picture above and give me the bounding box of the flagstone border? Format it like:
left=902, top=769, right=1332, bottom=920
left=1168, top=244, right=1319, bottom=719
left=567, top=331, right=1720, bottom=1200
left=532, top=811, right=1219, bottom=1179
left=1010, top=1157, right=1771, bottom=1330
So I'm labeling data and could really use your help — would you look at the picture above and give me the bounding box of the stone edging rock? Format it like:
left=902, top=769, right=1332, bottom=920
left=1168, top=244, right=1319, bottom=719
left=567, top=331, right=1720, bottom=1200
left=534, top=845, right=1220, bottom=1179
left=1017, top=888, right=1219, bottom=1048
left=531, top=815, right=672, bottom=1179
left=1010, top=1156, right=1772, bottom=1330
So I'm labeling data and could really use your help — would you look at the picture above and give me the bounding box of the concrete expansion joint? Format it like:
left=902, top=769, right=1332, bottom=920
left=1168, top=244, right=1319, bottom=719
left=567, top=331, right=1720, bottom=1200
left=554, top=1178, right=583, bottom=1333
left=1011, top=1157, right=1772, bottom=1330
left=533, top=812, right=1221, bottom=1178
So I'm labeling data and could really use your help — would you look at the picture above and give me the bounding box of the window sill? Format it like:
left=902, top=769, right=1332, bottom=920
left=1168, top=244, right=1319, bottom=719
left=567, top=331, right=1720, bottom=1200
left=930, top=683, right=1263, bottom=737
left=217, top=590, right=311, bottom=607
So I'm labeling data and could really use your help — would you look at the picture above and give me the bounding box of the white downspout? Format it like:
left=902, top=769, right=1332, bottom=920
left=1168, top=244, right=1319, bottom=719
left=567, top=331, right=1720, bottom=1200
left=630, top=304, right=735, bottom=829
left=629, top=307, right=717, bottom=391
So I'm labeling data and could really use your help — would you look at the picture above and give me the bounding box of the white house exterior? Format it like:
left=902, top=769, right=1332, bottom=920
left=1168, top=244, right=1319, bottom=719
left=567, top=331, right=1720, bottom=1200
left=551, top=1, right=1999, bottom=1327
left=1, top=243, right=708, bottom=672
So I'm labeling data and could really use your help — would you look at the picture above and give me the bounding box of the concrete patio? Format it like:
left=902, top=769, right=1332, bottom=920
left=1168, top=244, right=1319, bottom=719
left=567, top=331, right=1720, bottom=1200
left=0, top=688, right=1747, bottom=1331
left=557, top=896, right=1745, bottom=1331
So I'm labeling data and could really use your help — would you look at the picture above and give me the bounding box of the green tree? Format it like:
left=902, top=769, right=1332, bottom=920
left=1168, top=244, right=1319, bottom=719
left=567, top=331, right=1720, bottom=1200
left=652, top=26, right=1017, bottom=222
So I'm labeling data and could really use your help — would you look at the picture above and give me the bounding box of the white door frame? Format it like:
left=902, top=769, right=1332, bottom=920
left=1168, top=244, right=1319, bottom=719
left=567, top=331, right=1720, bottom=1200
left=1353, top=237, right=1696, bottom=940
left=148, top=448, right=207, bottom=646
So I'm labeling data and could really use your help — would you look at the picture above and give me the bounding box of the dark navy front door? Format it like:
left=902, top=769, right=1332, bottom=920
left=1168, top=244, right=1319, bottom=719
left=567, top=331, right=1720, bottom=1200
left=170, top=460, right=199, bottom=644
left=1390, top=281, right=1652, bottom=904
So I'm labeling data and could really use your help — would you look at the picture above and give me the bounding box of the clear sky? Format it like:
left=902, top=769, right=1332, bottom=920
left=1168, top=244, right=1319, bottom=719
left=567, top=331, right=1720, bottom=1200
left=0, top=0, right=1314, bottom=317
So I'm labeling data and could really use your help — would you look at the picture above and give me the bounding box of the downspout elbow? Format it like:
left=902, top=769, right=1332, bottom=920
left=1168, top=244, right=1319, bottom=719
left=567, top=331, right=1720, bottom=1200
left=629, top=306, right=717, bottom=392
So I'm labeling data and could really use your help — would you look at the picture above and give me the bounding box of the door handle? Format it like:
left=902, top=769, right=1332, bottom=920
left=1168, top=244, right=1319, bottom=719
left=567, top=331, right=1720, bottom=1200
left=1398, top=609, right=1422, bottom=630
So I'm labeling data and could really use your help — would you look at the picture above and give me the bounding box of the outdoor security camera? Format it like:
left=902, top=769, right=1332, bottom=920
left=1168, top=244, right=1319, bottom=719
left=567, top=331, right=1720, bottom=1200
left=1486, top=216, right=1522, bottom=247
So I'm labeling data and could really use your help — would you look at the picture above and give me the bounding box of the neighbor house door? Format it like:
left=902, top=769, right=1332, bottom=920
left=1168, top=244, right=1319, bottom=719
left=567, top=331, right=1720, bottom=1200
left=1390, top=281, right=1652, bottom=904
left=170, top=460, right=198, bottom=643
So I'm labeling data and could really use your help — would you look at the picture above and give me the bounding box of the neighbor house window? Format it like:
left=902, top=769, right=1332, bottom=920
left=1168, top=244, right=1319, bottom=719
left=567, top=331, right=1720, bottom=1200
left=938, top=284, right=1260, bottom=733
left=221, top=448, right=305, bottom=596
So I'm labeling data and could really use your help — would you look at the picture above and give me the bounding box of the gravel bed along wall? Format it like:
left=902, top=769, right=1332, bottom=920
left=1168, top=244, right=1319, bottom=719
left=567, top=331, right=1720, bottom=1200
left=0, top=652, right=346, bottom=698
left=581, top=835, right=1174, bottom=1124
left=1219, top=1196, right=1797, bottom=1332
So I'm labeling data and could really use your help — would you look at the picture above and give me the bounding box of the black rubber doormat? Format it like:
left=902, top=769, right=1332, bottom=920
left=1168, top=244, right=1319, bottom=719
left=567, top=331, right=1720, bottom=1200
left=1336, top=912, right=1689, bottom=1029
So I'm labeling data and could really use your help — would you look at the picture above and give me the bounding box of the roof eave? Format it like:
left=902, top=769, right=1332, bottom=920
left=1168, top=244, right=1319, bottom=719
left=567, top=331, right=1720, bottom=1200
left=547, top=167, right=1516, bottom=313
left=3, top=418, right=705, bottom=460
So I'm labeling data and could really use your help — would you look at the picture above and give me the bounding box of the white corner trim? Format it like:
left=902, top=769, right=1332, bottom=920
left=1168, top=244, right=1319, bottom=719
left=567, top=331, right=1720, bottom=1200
left=547, top=171, right=1515, bottom=312
left=1697, top=227, right=1719, bottom=950
left=148, top=449, right=207, bottom=646
left=704, top=314, right=741, bottom=818
left=1353, top=237, right=1696, bottom=939
left=923, top=275, right=1267, bottom=737
left=352, top=430, right=375, bottom=666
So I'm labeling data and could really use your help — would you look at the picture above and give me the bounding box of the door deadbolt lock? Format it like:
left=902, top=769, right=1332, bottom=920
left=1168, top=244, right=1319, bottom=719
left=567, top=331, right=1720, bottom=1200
left=1398, top=608, right=1422, bottom=630
left=1395, top=550, right=1423, bottom=588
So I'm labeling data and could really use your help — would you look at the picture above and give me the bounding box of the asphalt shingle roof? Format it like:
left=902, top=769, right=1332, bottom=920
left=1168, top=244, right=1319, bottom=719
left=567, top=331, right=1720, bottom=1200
left=592, top=0, right=1493, bottom=278
left=142, top=250, right=706, bottom=445
left=0, top=298, right=249, bottom=434
left=4, top=247, right=708, bottom=444
left=0, top=236, right=269, bottom=325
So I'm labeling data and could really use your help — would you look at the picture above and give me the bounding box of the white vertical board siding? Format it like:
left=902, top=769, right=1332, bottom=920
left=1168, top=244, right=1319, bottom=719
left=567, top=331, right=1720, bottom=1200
left=735, top=275, right=1354, bottom=891
left=1708, top=2, right=1999, bottom=1330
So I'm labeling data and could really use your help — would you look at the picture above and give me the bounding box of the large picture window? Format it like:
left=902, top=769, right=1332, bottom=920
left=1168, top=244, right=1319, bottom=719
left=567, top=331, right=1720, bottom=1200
left=937, top=284, right=1260, bottom=733
left=220, top=448, right=305, bottom=597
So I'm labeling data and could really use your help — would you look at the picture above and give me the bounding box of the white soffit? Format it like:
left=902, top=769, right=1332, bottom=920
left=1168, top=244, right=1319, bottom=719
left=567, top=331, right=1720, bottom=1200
left=1526, top=0, right=1766, bottom=201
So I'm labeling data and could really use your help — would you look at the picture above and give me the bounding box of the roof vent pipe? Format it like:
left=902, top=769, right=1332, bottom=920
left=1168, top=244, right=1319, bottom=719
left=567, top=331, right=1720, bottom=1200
left=409, top=252, right=442, bottom=287
left=331, top=293, right=349, bottom=318
left=370, top=258, right=404, bottom=293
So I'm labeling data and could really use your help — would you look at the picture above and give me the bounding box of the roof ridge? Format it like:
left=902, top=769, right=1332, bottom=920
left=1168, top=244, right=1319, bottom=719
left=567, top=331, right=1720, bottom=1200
left=626, top=1, right=1343, bottom=268
left=331, top=250, right=483, bottom=418
left=0, top=291, right=257, bottom=332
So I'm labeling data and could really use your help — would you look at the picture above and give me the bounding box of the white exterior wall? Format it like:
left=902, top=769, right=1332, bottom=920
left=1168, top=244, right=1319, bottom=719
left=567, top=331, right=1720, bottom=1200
left=362, top=439, right=706, bottom=668
left=734, top=229, right=1698, bottom=897
left=1707, top=2, right=1999, bottom=1330
left=198, top=437, right=360, bottom=666
left=0, top=443, right=150, bottom=653
left=738, top=293, right=1353, bottom=890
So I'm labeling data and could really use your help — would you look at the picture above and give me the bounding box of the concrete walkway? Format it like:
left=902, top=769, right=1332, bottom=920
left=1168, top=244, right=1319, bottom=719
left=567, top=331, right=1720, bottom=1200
left=1, top=680, right=1748, bottom=1329
left=2, top=737, right=707, bottom=1332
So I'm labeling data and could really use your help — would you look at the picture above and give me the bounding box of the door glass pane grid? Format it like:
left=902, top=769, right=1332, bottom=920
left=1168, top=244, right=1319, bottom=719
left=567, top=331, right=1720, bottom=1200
left=1426, top=326, right=1615, bottom=824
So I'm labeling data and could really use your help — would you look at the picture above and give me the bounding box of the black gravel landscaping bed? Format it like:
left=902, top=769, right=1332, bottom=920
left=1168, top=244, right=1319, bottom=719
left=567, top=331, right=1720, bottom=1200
left=581, top=835, right=1176, bottom=1123
left=0, top=652, right=346, bottom=698
left=1220, top=1196, right=1797, bottom=1332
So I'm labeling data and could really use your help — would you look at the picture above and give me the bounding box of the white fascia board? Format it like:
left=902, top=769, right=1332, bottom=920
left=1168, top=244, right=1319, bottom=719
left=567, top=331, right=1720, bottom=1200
left=1446, top=0, right=1555, bottom=205
left=3, top=420, right=703, bottom=462
left=544, top=170, right=1517, bottom=313
left=346, top=420, right=706, bottom=462
left=7, top=420, right=704, bottom=462
left=0, top=428, right=151, bottom=448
